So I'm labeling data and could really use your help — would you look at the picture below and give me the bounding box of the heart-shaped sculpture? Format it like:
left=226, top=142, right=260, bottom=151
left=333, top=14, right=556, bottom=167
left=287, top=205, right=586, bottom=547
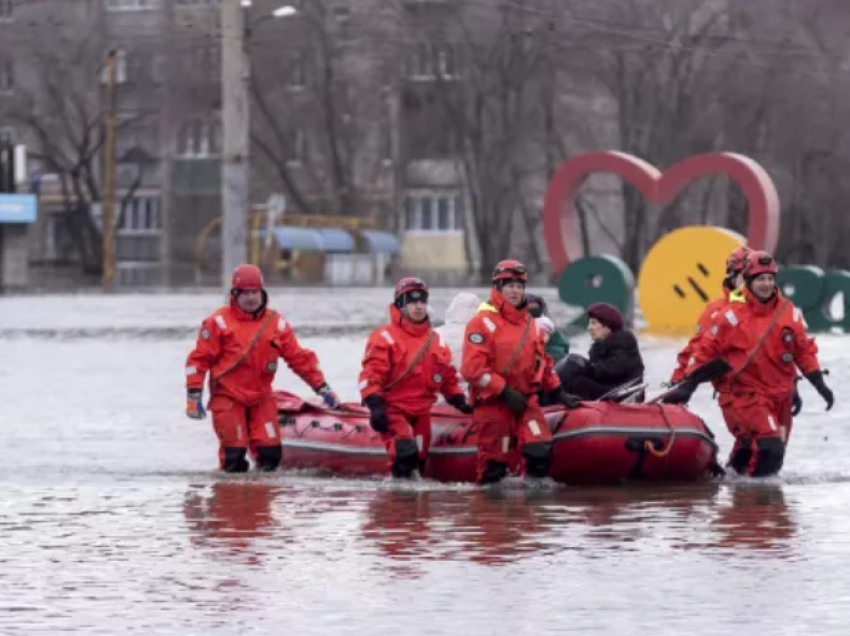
left=542, top=151, right=781, bottom=275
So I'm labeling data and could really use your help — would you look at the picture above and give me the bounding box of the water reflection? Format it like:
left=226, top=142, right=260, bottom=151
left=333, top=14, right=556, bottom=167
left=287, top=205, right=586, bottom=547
left=712, top=483, right=796, bottom=553
left=361, top=488, right=553, bottom=575
left=359, top=481, right=800, bottom=570
left=183, top=480, right=287, bottom=565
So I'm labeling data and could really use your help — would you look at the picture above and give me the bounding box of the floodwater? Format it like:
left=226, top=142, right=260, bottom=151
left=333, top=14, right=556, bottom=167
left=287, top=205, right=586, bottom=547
left=1, top=289, right=848, bottom=635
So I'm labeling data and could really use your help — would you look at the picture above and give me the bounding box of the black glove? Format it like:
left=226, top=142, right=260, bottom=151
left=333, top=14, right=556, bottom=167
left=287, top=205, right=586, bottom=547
left=500, top=386, right=528, bottom=416
left=791, top=387, right=803, bottom=416
left=364, top=394, right=390, bottom=433
left=661, top=381, right=696, bottom=405
left=805, top=370, right=834, bottom=411
left=548, top=388, right=581, bottom=409
left=448, top=394, right=473, bottom=414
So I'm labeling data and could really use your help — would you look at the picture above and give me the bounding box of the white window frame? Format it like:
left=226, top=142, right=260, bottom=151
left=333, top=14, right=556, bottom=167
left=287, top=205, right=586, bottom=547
left=118, top=196, right=162, bottom=236
left=177, top=120, right=220, bottom=158
left=404, top=192, right=464, bottom=235
left=407, top=43, right=458, bottom=81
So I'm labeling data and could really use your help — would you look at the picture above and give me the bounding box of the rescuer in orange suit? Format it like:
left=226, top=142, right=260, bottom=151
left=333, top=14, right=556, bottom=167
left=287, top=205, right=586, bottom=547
left=670, top=246, right=751, bottom=385
left=359, top=277, right=472, bottom=479
left=677, top=251, right=833, bottom=477
left=185, top=264, right=340, bottom=473
left=668, top=246, right=802, bottom=413
left=461, top=259, right=580, bottom=484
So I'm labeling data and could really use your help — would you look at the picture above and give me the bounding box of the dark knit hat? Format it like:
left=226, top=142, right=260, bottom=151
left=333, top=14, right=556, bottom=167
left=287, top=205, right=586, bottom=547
left=525, top=293, right=548, bottom=318
left=587, top=302, right=624, bottom=331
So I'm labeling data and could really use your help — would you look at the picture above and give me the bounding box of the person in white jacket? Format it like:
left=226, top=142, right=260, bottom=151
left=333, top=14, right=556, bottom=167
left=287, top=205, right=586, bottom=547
left=435, top=292, right=482, bottom=373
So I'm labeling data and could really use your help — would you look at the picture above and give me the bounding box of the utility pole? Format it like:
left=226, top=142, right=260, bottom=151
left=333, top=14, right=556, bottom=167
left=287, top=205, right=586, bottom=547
left=221, top=0, right=250, bottom=295
left=102, top=50, right=118, bottom=294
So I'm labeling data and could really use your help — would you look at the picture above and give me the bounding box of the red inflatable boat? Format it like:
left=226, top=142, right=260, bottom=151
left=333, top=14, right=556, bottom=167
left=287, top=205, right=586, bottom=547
left=276, top=391, right=721, bottom=484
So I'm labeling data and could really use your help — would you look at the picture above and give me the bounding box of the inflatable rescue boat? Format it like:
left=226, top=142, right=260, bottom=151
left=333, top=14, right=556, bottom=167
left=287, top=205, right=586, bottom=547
left=276, top=391, right=721, bottom=485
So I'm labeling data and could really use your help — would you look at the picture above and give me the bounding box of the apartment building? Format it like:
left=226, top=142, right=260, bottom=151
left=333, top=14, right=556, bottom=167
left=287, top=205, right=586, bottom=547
left=1, top=0, right=614, bottom=289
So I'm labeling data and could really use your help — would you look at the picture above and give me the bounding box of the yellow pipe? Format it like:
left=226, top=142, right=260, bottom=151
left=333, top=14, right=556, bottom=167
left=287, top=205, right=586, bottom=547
left=194, top=216, right=221, bottom=275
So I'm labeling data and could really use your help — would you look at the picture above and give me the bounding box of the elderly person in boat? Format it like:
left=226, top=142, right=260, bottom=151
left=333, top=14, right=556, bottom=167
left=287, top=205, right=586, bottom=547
left=557, top=302, right=645, bottom=401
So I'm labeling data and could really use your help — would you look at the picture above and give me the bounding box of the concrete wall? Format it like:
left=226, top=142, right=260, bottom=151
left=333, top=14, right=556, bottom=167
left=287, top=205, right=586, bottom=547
left=400, top=234, right=466, bottom=272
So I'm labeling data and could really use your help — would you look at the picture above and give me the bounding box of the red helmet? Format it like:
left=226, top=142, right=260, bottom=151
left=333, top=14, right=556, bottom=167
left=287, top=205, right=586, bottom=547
left=231, top=264, right=265, bottom=290
left=743, top=251, right=778, bottom=279
left=492, top=259, right=528, bottom=285
left=726, top=246, right=750, bottom=275
left=394, top=277, right=429, bottom=306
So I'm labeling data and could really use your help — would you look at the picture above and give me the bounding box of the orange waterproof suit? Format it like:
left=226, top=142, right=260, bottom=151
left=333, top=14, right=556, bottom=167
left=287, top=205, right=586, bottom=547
left=461, top=290, right=561, bottom=483
left=359, top=304, right=464, bottom=471
left=690, top=287, right=820, bottom=475
left=186, top=298, right=326, bottom=468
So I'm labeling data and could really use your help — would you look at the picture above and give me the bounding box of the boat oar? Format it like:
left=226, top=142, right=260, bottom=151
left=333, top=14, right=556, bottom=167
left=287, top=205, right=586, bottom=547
left=599, top=376, right=644, bottom=402
left=649, top=358, right=732, bottom=404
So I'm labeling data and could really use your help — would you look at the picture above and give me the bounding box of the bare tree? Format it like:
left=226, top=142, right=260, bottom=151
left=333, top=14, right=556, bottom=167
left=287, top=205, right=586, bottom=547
left=248, top=0, right=397, bottom=220
left=556, top=0, right=737, bottom=271
left=404, top=0, right=562, bottom=281
left=3, top=25, right=153, bottom=274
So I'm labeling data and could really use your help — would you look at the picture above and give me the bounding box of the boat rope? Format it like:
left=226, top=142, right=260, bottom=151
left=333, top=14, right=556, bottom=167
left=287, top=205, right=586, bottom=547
left=645, top=404, right=676, bottom=458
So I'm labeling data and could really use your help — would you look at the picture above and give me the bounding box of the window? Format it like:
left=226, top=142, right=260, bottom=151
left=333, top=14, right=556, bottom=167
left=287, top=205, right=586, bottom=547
left=119, top=196, right=161, bottom=234
left=437, top=196, right=449, bottom=230
left=331, top=6, right=351, bottom=41
left=288, top=50, right=306, bottom=88
left=0, top=58, right=13, bottom=91
left=184, top=44, right=219, bottom=80
left=151, top=54, right=166, bottom=83
left=99, top=49, right=128, bottom=84
left=420, top=197, right=433, bottom=230
left=381, top=95, right=393, bottom=164
left=407, top=43, right=458, bottom=81
left=105, top=0, right=161, bottom=10
left=0, top=0, right=13, bottom=20
left=175, top=0, right=219, bottom=5
left=454, top=194, right=464, bottom=230
left=405, top=197, right=416, bottom=231
left=177, top=120, right=220, bottom=158
left=382, top=127, right=393, bottom=164
left=403, top=193, right=464, bottom=233
left=285, top=129, right=305, bottom=165
left=0, top=125, right=15, bottom=144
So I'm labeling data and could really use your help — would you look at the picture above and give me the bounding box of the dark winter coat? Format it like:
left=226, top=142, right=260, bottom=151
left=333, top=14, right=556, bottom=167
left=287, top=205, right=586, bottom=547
left=557, top=329, right=644, bottom=400
left=587, top=329, right=644, bottom=387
